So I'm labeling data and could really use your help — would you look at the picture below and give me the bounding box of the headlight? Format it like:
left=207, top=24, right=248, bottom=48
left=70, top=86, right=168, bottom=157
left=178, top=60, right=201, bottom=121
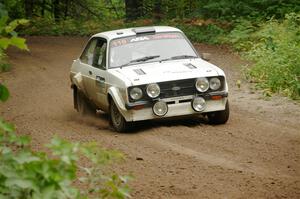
left=192, top=97, right=206, bottom=112
left=195, top=77, right=209, bottom=92
left=129, top=87, right=143, bottom=100
left=152, top=101, right=168, bottom=116
left=209, top=77, right=221, bottom=90
left=146, top=83, right=160, bottom=98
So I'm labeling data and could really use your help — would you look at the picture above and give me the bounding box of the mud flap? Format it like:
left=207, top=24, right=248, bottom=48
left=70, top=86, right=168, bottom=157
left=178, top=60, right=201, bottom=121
left=73, top=72, right=84, bottom=92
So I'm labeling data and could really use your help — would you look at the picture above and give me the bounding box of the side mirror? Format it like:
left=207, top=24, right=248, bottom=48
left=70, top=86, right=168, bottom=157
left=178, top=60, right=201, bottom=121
left=201, top=53, right=211, bottom=61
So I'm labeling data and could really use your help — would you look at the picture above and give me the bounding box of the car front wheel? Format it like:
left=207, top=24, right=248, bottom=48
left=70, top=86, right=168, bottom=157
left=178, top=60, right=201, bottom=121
left=109, top=100, right=129, bottom=132
left=207, top=101, right=230, bottom=124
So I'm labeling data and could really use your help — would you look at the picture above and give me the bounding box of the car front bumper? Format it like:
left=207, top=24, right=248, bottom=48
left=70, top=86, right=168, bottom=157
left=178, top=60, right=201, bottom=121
left=121, top=92, right=228, bottom=122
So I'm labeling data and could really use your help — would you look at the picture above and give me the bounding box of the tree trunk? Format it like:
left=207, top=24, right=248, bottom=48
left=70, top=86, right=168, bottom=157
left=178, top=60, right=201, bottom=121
left=124, top=0, right=143, bottom=21
left=41, top=0, right=45, bottom=17
left=64, top=0, right=69, bottom=19
left=153, top=0, right=162, bottom=21
left=75, top=0, right=101, bottom=19
left=24, top=0, right=34, bottom=18
left=53, top=0, right=60, bottom=21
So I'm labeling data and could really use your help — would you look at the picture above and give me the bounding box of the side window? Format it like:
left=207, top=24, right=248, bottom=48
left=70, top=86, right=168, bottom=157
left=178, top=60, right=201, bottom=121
left=80, top=39, right=97, bottom=65
left=92, top=40, right=107, bottom=70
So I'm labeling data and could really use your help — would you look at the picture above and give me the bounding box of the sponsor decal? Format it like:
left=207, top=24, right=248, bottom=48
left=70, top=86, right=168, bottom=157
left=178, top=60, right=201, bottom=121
left=111, top=33, right=183, bottom=48
left=130, top=36, right=150, bottom=42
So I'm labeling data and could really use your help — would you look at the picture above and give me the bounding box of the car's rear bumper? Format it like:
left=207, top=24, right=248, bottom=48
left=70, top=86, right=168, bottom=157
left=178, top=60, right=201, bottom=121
left=121, top=93, right=228, bottom=122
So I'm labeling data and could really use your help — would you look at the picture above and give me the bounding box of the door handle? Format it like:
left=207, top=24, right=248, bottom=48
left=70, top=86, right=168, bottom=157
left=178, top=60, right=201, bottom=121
left=96, top=76, right=105, bottom=82
left=89, top=71, right=92, bottom=75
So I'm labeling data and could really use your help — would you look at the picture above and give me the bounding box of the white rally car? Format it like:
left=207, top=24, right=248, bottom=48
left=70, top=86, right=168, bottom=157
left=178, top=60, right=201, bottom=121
left=70, top=26, right=229, bottom=132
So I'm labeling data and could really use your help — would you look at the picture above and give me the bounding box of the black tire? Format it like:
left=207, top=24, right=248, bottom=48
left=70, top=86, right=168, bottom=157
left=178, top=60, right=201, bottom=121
left=109, top=99, right=129, bottom=132
left=207, top=101, right=230, bottom=124
left=76, top=91, right=95, bottom=116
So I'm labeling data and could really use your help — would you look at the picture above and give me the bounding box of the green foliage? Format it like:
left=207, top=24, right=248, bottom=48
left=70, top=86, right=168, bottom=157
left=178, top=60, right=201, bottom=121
left=2, top=0, right=300, bottom=23
left=0, top=80, right=131, bottom=198
left=225, top=13, right=300, bottom=99
left=176, top=23, right=225, bottom=44
left=21, top=18, right=104, bottom=36
left=195, top=0, right=300, bottom=20
left=0, top=9, right=29, bottom=71
left=0, top=16, right=29, bottom=45
left=220, top=19, right=258, bottom=51
left=1, top=0, right=125, bottom=21
left=136, top=0, right=300, bottom=20
left=10, top=0, right=300, bottom=46
left=0, top=125, right=131, bottom=199
left=13, top=0, right=300, bottom=40
left=0, top=83, right=9, bottom=102
left=0, top=118, right=14, bottom=132
left=246, top=13, right=300, bottom=99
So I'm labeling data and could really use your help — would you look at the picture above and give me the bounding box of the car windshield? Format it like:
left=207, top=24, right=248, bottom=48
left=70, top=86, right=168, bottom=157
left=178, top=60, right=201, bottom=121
left=109, top=32, right=198, bottom=68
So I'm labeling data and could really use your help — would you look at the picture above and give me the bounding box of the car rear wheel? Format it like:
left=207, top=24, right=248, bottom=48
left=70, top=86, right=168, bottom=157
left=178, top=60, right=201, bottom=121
left=207, top=101, right=230, bottom=124
left=76, top=91, right=95, bottom=116
left=109, top=100, right=129, bottom=132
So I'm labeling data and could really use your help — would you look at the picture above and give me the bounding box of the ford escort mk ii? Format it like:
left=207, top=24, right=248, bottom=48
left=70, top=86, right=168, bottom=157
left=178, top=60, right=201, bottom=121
left=70, top=26, right=229, bottom=132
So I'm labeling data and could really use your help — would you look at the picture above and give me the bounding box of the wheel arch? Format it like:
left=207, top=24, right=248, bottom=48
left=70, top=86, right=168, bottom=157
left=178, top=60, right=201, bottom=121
left=107, top=93, right=113, bottom=104
left=107, top=87, right=132, bottom=121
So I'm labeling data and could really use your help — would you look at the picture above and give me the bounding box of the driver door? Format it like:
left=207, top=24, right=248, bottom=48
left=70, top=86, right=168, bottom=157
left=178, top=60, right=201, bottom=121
left=85, top=38, right=108, bottom=110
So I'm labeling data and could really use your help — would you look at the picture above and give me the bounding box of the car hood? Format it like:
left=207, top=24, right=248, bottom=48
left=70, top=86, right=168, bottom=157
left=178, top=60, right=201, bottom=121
left=111, top=58, right=225, bottom=86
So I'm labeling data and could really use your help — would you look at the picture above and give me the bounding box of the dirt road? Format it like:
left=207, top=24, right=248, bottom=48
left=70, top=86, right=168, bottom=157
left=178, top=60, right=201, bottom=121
left=1, top=36, right=300, bottom=198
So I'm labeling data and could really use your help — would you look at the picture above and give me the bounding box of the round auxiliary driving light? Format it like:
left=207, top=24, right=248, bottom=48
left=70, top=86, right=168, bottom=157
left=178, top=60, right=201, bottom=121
left=192, top=97, right=206, bottom=112
left=153, top=101, right=168, bottom=116
left=195, top=77, right=209, bottom=92
left=130, top=87, right=143, bottom=100
left=209, top=77, right=221, bottom=90
left=146, top=83, right=160, bottom=98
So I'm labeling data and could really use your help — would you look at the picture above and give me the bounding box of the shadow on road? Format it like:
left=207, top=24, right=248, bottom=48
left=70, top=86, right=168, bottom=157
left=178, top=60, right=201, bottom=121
left=67, top=109, right=208, bottom=134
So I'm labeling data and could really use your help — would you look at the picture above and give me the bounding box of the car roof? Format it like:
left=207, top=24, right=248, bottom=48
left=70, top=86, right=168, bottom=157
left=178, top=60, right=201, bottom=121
left=92, top=26, right=183, bottom=41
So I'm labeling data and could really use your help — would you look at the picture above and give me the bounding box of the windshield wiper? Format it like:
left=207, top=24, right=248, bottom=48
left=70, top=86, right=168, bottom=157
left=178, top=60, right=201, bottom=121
left=130, top=55, right=160, bottom=63
left=160, top=55, right=198, bottom=62
left=120, top=55, right=160, bottom=68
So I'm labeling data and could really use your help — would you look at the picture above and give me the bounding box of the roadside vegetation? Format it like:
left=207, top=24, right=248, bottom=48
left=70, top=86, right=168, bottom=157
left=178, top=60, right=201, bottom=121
left=0, top=123, right=131, bottom=198
left=0, top=5, right=130, bottom=199
left=0, top=8, right=28, bottom=71
left=225, top=13, right=300, bottom=99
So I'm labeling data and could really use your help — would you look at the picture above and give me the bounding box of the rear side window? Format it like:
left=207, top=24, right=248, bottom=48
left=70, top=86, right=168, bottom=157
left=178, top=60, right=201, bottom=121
left=80, top=38, right=107, bottom=69
left=93, top=40, right=107, bottom=69
left=80, top=38, right=97, bottom=65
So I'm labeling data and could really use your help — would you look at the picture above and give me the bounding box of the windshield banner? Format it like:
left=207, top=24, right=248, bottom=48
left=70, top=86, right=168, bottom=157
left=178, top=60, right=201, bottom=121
left=111, top=33, right=183, bottom=48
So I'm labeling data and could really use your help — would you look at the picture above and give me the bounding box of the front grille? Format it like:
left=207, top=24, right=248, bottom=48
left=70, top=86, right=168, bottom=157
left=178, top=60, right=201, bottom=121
left=127, top=76, right=225, bottom=102
left=159, top=79, right=196, bottom=98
